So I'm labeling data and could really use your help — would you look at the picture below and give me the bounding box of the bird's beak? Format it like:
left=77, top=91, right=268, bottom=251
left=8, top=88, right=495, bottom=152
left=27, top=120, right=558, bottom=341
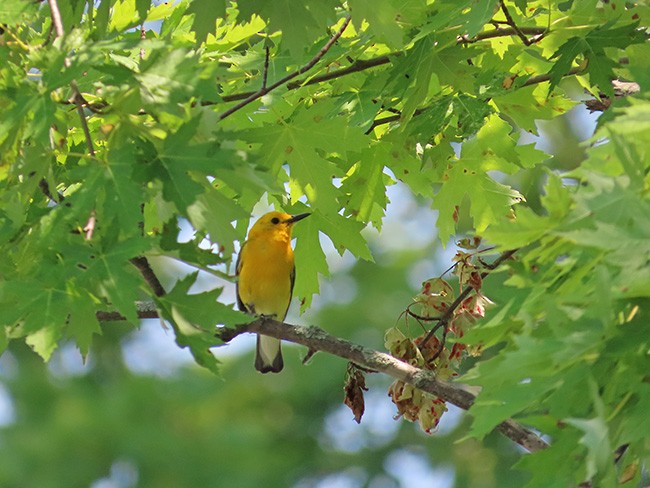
left=285, top=213, right=310, bottom=224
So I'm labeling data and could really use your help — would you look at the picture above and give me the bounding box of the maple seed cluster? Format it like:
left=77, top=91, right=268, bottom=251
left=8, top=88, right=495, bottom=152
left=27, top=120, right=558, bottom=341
left=385, top=239, right=492, bottom=433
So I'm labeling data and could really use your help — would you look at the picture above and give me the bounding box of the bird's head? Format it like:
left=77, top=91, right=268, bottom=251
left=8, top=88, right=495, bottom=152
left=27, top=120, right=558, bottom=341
left=247, top=211, right=310, bottom=240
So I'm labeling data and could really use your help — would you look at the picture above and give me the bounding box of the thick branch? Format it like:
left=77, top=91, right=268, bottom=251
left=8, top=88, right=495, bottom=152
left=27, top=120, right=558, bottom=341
left=97, top=290, right=547, bottom=451
left=217, top=317, right=549, bottom=453
left=96, top=301, right=160, bottom=321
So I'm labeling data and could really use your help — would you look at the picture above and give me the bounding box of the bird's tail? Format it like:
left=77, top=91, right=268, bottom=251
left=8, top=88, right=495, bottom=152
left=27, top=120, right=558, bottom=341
left=255, top=335, right=283, bottom=373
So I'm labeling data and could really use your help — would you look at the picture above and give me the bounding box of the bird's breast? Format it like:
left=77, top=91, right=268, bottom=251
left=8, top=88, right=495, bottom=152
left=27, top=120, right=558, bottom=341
left=238, top=238, right=294, bottom=318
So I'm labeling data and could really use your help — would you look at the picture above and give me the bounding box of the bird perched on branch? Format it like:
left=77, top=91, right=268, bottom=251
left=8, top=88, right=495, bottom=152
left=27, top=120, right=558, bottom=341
left=236, top=211, right=310, bottom=373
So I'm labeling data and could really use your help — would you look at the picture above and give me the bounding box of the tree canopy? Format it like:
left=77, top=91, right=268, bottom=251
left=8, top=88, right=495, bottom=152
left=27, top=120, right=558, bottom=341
left=0, top=0, right=648, bottom=486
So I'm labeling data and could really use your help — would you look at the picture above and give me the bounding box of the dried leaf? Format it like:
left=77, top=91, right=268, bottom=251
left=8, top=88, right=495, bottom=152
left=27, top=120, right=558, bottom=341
left=343, top=364, right=368, bottom=424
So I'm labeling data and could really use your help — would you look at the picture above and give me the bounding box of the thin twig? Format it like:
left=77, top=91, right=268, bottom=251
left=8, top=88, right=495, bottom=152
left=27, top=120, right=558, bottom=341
left=498, top=0, right=544, bottom=46
left=365, top=106, right=430, bottom=134
left=420, top=249, right=517, bottom=347
left=207, top=53, right=395, bottom=105
left=47, top=0, right=65, bottom=47
left=220, top=23, right=545, bottom=105
left=368, top=64, right=586, bottom=132
left=262, top=45, right=270, bottom=90
left=218, top=15, right=352, bottom=121
left=139, top=24, right=146, bottom=60
left=48, top=0, right=95, bottom=156
left=522, top=66, right=583, bottom=87
left=405, top=303, right=443, bottom=322
left=285, top=52, right=395, bottom=91
left=458, top=26, right=546, bottom=44
left=217, top=21, right=545, bottom=105
left=38, top=178, right=65, bottom=203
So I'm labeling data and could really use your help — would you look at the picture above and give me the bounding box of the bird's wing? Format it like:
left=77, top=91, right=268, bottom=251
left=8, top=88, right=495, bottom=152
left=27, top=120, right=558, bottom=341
left=235, top=241, right=248, bottom=313
left=281, top=263, right=295, bottom=320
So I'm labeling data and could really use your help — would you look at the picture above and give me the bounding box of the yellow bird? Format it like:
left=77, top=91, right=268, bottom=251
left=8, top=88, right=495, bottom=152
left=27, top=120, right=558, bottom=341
left=236, top=211, right=310, bottom=373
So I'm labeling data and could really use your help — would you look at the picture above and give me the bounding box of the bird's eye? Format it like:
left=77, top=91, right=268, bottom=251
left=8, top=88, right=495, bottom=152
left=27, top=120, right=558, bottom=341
left=271, top=217, right=280, bottom=224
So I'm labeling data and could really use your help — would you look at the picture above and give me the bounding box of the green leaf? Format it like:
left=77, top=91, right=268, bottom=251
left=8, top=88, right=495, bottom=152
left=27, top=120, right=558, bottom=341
left=104, top=142, right=148, bottom=236
left=453, top=93, right=494, bottom=136
left=349, top=0, right=407, bottom=48
left=434, top=156, right=524, bottom=243
left=313, top=210, right=373, bottom=261
left=66, top=292, right=102, bottom=359
left=186, top=187, right=249, bottom=255
left=136, top=48, right=213, bottom=107
left=26, top=326, right=62, bottom=361
left=465, top=335, right=567, bottom=437
left=548, top=22, right=646, bottom=94
left=292, top=211, right=329, bottom=311
left=464, top=0, right=498, bottom=36
left=109, top=0, right=143, bottom=32
left=186, top=0, right=226, bottom=44
left=398, top=35, right=440, bottom=123
left=249, top=103, right=368, bottom=212
left=515, top=429, right=585, bottom=488
left=565, top=379, right=613, bottom=481
left=165, top=272, right=249, bottom=329
left=135, top=0, right=151, bottom=21
left=431, top=45, right=478, bottom=93
left=237, top=0, right=338, bottom=57
left=76, top=239, right=151, bottom=323
left=483, top=206, right=550, bottom=248
left=493, top=85, right=576, bottom=134
left=158, top=272, right=251, bottom=374
left=0, top=282, right=69, bottom=335
left=0, top=0, right=38, bottom=23
left=340, top=155, right=389, bottom=228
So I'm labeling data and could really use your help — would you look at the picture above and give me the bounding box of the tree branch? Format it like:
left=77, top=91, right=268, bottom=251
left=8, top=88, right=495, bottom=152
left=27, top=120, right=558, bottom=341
left=522, top=66, right=583, bottom=87
left=217, top=22, right=547, bottom=105
left=584, top=80, right=640, bottom=112
left=96, top=301, right=160, bottom=321
left=38, top=178, right=65, bottom=203
left=366, top=65, right=587, bottom=133
left=218, top=15, right=351, bottom=121
left=419, top=249, right=517, bottom=347
left=48, top=0, right=95, bottom=157
left=458, top=26, right=546, bottom=44
left=217, top=317, right=549, bottom=453
left=98, top=275, right=547, bottom=452
left=129, top=256, right=166, bottom=297
left=261, top=45, right=270, bottom=90
left=497, top=0, right=546, bottom=45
